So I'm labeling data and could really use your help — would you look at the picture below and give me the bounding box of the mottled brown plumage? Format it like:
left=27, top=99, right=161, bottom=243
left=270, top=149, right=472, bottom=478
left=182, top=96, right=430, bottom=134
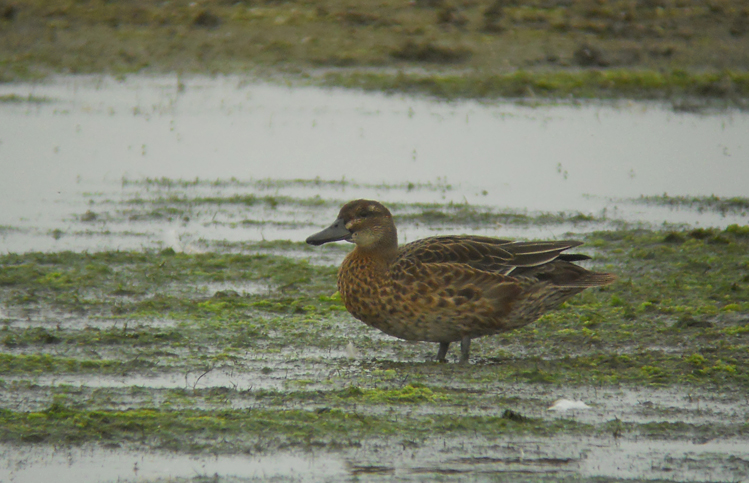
left=307, top=199, right=616, bottom=363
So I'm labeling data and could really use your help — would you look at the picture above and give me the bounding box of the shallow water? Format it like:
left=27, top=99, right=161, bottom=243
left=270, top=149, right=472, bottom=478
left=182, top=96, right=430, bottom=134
left=1, top=75, right=748, bottom=253
left=3, top=435, right=749, bottom=483
left=1, top=75, right=749, bottom=483
left=0, top=444, right=348, bottom=483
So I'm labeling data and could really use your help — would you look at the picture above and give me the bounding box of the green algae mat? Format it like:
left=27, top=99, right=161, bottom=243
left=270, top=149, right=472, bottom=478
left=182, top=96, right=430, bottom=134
left=1, top=188, right=749, bottom=480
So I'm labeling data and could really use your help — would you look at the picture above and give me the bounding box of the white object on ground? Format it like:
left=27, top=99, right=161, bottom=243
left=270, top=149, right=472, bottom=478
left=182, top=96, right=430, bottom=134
left=548, top=399, right=591, bottom=411
left=345, top=342, right=360, bottom=359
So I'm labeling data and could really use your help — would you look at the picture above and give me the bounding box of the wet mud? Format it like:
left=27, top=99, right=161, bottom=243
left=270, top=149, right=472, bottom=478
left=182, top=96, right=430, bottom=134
left=1, top=78, right=748, bottom=482
left=2, top=190, right=748, bottom=482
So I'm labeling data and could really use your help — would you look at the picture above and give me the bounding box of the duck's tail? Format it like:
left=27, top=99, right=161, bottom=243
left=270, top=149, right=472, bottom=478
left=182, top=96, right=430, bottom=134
left=561, top=270, right=617, bottom=288
left=528, top=259, right=617, bottom=288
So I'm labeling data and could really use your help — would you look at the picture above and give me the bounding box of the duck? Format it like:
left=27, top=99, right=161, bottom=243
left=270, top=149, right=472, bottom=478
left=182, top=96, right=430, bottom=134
left=306, top=199, right=616, bottom=363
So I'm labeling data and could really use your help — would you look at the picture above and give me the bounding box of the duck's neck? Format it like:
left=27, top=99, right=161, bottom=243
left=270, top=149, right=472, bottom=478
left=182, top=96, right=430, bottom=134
left=354, top=227, right=398, bottom=265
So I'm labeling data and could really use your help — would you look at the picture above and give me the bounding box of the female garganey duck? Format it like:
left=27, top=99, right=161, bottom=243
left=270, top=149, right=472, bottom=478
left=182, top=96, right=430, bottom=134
left=307, top=199, right=616, bottom=363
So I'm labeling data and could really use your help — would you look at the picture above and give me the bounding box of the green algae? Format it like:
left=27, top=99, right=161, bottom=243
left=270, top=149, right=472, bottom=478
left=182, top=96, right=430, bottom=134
left=1, top=225, right=748, bottom=382
left=0, top=402, right=590, bottom=451
left=0, top=400, right=744, bottom=453
left=352, top=383, right=444, bottom=404
left=636, top=194, right=749, bottom=214
left=1, top=223, right=748, bottom=463
left=397, top=204, right=598, bottom=227
left=0, top=353, right=136, bottom=375
left=123, top=193, right=332, bottom=209
left=1, top=325, right=184, bottom=350
left=100, top=182, right=608, bottom=229
left=0, top=250, right=338, bottom=311
left=120, top=176, right=455, bottom=193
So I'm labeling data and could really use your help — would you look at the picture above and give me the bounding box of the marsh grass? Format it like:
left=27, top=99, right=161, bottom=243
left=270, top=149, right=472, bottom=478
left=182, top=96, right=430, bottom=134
left=321, top=69, right=749, bottom=103
left=1, top=0, right=748, bottom=105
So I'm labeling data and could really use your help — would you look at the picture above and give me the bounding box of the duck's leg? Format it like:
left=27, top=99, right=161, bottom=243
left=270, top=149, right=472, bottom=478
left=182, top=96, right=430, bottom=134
left=436, top=342, right=450, bottom=362
left=459, top=336, right=471, bottom=364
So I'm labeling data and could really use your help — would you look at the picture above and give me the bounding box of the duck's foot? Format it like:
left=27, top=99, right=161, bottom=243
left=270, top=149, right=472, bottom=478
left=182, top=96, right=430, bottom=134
left=459, top=336, right=471, bottom=364
left=436, top=342, right=450, bottom=362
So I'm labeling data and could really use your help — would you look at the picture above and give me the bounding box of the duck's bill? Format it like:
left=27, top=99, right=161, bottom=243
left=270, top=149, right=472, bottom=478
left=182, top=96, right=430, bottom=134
left=306, top=218, right=352, bottom=246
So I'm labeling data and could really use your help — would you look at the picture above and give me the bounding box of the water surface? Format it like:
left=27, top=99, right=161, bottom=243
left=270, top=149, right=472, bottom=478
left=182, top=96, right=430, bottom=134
left=1, top=75, right=747, bottom=252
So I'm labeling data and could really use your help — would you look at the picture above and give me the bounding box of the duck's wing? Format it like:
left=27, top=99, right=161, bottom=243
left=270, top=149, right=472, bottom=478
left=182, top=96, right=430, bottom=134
left=397, top=236, right=586, bottom=276
left=387, top=236, right=614, bottom=334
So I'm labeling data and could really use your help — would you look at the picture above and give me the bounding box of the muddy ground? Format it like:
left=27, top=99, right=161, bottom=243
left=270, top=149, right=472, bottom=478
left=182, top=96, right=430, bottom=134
left=1, top=0, right=749, bottom=106
left=1, top=180, right=749, bottom=482
left=1, top=2, right=749, bottom=481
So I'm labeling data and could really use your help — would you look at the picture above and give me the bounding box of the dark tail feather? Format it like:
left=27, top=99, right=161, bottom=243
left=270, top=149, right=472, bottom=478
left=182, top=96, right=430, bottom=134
left=558, top=253, right=591, bottom=262
left=560, top=271, right=617, bottom=288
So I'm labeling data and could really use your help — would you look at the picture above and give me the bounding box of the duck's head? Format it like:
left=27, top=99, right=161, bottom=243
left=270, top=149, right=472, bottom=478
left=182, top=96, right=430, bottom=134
left=306, top=199, right=397, bottom=251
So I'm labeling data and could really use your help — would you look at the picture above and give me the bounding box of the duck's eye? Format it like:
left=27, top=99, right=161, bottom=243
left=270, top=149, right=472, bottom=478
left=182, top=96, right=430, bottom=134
left=358, top=211, right=370, bottom=219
